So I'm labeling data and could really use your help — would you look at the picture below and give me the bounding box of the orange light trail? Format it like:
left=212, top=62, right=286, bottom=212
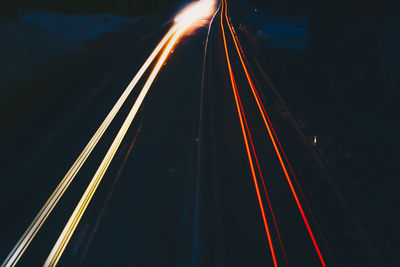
left=229, top=20, right=320, bottom=236
left=234, top=64, right=289, bottom=267
left=222, top=0, right=326, bottom=265
left=220, top=1, right=278, bottom=266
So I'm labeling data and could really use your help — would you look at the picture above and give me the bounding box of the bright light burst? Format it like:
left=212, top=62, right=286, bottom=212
left=174, top=0, right=216, bottom=29
left=2, top=1, right=217, bottom=266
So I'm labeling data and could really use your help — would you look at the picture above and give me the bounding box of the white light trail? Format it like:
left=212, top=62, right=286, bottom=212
left=1, top=21, right=181, bottom=267
left=43, top=1, right=216, bottom=266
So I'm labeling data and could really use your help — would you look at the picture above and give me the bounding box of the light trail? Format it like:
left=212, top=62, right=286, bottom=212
left=222, top=0, right=326, bottom=266
left=175, top=0, right=215, bottom=26
left=2, top=2, right=216, bottom=266
left=221, top=3, right=288, bottom=265
left=44, top=29, right=184, bottom=266
left=1, top=24, right=180, bottom=267
left=220, top=0, right=278, bottom=266
left=43, top=1, right=216, bottom=266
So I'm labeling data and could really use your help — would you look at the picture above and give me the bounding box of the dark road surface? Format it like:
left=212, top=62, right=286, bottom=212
left=69, top=19, right=210, bottom=267
left=0, top=0, right=385, bottom=266
left=189, top=1, right=329, bottom=265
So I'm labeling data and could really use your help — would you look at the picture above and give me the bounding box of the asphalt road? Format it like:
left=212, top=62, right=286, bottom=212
left=188, top=1, right=330, bottom=266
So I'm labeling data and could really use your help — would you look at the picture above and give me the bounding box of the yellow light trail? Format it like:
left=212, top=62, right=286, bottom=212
left=44, top=30, right=184, bottom=266
left=1, top=18, right=181, bottom=267
left=44, top=1, right=216, bottom=266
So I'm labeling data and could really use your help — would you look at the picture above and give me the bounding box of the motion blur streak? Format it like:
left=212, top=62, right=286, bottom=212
left=175, top=0, right=215, bottom=26
left=220, top=1, right=278, bottom=266
left=221, top=1, right=289, bottom=265
left=1, top=23, right=180, bottom=267
left=44, top=1, right=216, bottom=266
left=44, top=28, right=184, bottom=267
left=223, top=0, right=326, bottom=265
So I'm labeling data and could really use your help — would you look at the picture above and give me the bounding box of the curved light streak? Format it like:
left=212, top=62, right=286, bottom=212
left=44, top=27, right=185, bottom=266
left=222, top=0, right=326, bottom=265
left=1, top=24, right=180, bottom=267
left=43, top=1, right=216, bottom=265
left=220, top=0, right=278, bottom=266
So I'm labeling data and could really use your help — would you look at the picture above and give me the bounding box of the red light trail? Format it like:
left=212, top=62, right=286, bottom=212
left=220, top=0, right=278, bottom=265
left=221, top=0, right=327, bottom=266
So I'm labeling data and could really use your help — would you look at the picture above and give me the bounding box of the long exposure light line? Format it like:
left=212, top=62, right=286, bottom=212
left=220, top=1, right=278, bottom=266
left=44, top=26, right=185, bottom=267
left=43, top=1, right=216, bottom=265
left=223, top=0, right=326, bottom=265
left=1, top=23, right=180, bottom=267
left=235, top=67, right=289, bottom=267
left=222, top=1, right=289, bottom=265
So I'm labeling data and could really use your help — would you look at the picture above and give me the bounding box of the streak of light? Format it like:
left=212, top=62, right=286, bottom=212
left=175, top=0, right=216, bottom=36
left=221, top=1, right=289, bottom=265
left=44, top=27, right=186, bottom=267
left=78, top=124, right=142, bottom=265
left=223, top=0, right=326, bottom=265
left=43, top=1, right=216, bottom=265
left=175, top=0, right=215, bottom=26
left=1, top=24, right=180, bottom=267
left=233, top=25, right=326, bottom=254
left=235, top=66, right=288, bottom=267
left=220, top=1, right=278, bottom=266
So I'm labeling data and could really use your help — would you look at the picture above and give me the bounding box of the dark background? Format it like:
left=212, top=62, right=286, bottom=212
left=0, top=0, right=184, bottom=17
left=238, top=0, right=400, bottom=264
left=1, top=0, right=399, bottom=265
